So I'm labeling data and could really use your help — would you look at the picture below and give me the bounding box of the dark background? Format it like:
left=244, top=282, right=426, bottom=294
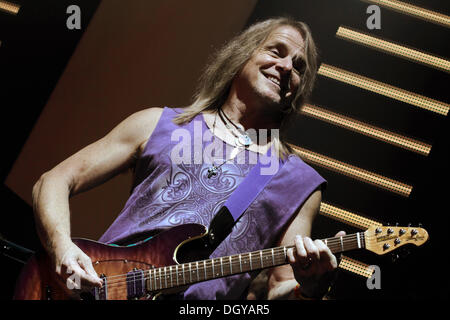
left=1, top=0, right=449, bottom=300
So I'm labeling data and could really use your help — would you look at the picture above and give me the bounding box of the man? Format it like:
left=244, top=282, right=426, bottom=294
left=31, top=17, right=345, bottom=300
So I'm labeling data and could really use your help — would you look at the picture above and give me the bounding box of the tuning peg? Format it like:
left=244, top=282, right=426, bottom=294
left=395, top=222, right=399, bottom=226
left=408, top=223, right=412, bottom=227
left=418, top=223, right=423, bottom=228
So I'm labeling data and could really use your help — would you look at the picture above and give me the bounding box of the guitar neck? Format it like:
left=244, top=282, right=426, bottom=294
left=144, top=232, right=365, bottom=292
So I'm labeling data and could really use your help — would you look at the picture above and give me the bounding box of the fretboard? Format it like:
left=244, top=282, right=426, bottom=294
left=145, top=232, right=365, bottom=292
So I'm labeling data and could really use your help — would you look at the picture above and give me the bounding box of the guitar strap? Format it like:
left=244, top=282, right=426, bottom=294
left=207, top=146, right=284, bottom=251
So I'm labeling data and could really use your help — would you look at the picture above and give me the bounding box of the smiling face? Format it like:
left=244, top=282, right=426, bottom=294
left=231, top=25, right=306, bottom=113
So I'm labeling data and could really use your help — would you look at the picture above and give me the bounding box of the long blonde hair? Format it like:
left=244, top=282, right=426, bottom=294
left=173, top=17, right=318, bottom=158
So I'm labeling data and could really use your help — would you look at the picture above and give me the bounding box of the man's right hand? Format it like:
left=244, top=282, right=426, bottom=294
left=52, top=241, right=103, bottom=291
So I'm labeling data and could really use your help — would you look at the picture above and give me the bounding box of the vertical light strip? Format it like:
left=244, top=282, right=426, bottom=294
left=301, top=103, right=432, bottom=156
left=336, top=26, right=450, bottom=73
left=289, top=144, right=413, bottom=197
left=0, top=1, right=20, bottom=15
left=318, top=64, right=449, bottom=116
left=339, top=255, right=375, bottom=278
left=361, top=0, right=450, bottom=28
left=320, top=202, right=382, bottom=230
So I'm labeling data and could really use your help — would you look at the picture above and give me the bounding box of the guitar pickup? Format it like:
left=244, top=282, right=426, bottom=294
left=126, top=268, right=146, bottom=300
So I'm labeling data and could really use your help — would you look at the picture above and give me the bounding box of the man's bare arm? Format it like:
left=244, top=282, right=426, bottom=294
left=266, top=189, right=344, bottom=300
left=32, top=107, right=163, bottom=289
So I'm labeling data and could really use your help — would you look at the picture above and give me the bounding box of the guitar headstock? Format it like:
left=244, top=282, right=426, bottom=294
left=364, top=225, right=429, bottom=255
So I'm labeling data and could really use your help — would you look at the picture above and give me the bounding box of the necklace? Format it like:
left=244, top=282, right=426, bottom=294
left=206, top=111, right=247, bottom=179
left=218, top=108, right=253, bottom=148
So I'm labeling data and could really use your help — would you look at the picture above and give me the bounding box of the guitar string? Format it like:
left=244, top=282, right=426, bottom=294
left=88, top=234, right=374, bottom=292
left=95, top=233, right=369, bottom=289
left=95, top=240, right=375, bottom=295
left=99, top=233, right=364, bottom=283
left=102, top=231, right=406, bottom=291
left=94, top=243, right=361, bottom=294
left=94, top=237, right=379, bottom=293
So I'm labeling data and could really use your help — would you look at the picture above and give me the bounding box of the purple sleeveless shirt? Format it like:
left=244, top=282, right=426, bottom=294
left=98, top=107, right=326, bottom=299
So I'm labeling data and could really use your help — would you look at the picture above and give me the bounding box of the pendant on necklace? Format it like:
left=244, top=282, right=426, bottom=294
left=237, top=134, right=252, bottom=148
left=207, top=165, right=218, bottom=178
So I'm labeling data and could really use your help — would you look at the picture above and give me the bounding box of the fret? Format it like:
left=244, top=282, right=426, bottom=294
left=220, top=257, right=224, bottom=276
left=283, top=247, right=287, bottom=262
left=212, top=259, right=216, bottom=277
left=167, top=267, right=171, bottom=288
left=204, top=260, right=207, bottom=280
left=182, top=264, right=186, bottom=285
left=164, top=267, right=167, bottom=289
left=154, top=268, right=157, bottom=290
left=242, top=255, right=246, bottom=272
left=229, top=256, right=232, bottom=274
left=260, top=250, right=263, bottom=268
left=263, top=250, right=270, bottom=267
left=340, top=236, right=344, bottom=251
left=159, top=268, right=162, bottom=290
left=189, top=263, right=192, bottom=283
left=324, top=238, right=328, bottom=246
left=173, top=265, right=176, bottom=287
left=239, top=254, right=242, bottom=272
left=165, top=267, right=168, bottom=289
left=271, top=248, right=275, bottom=266
left=196, top=262, right=199, bottom=281
left=242, top=254, right=248, bottom=272
left=249, top=252, right=253, bottom=270
left=169, top=266, right=173, bottom=288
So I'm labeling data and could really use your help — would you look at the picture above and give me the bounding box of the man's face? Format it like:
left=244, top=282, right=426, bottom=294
left=233, top=25, right=306, bottom=111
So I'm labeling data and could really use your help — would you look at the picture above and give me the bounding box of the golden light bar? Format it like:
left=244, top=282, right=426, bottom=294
left=339, top=255, right=375, bottom=278
left=289, top=144, right=413, bottom=197
left=361, top=0, right=450, bottom=28
left=0, top=1, right=20, bottom=15
left=336, top=26, right=450, bottom=73
left=301, top=103, right=432, bottom=156
left=318, top=63, right=449, bottom=116
left=320, top=202, right=382, bottom=230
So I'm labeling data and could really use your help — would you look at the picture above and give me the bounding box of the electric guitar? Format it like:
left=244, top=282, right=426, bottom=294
left=13, top=223, right=428, bottom=300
